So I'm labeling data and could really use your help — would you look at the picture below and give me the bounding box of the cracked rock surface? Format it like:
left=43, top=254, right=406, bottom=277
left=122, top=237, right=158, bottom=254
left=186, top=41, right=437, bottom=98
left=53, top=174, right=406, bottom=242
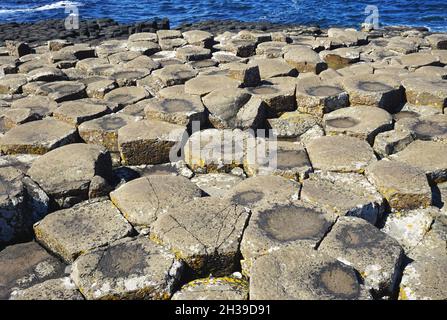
left=1, top=23, right=446, bottom=300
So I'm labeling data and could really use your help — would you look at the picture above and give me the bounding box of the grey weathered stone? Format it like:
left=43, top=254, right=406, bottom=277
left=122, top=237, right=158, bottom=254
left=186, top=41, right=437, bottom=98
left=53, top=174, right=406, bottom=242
left=224, top=175, right=300, bottom=209
left=0, top=241, right=66, bottom=299
left=365, top=160, right=432, bottom=211
left=185, top=75, right=241, bottom=96
left=128, top=41, right=161, bottom=56
left=399, top=217, right=447, bottom=300
left=9, top=277, right=83, bottom=300
left=0, top=74, right=27, bottom=94
left=284, top=46, right=328, bottom=74
left=0, top=118, right=77, bottom=155
left=241, top=202, right=333, bottom=276
left=245, top=83, right=296, bottom=116
left=391, top=140, right=447, bottom=183
left=382, top=207, right=438, bottom=253
left=191, top=173, right=244, bottom=197
left=401, top=78, right=447, bottom=112
left=306, top=135, right=377, bottom=173
left=32, top=81, right=86, bottom=103
left=319, top=216, right=404, bottom=295
left=78, top=113, right=137, bottom=153
left=267, top=111, right=321, bottom=140
left=104, top=86, right=150, bottom=109
left=202, top=88, right=251, bottom=129
left=301, top=171, right=384, bottom=224
left=53, top=99, right=111, bottom=126
left=28, top=143, right=113, bottom=207
left=249, top=58, right=297, bottom=79
left=144, top=96, right=206, bottom=126
left=151, top=64, right=198, bottom=86
left=110, top=175, right=201, bottom=227
left=250, top=246, right=370, bottom=300
left=151, top=197, right=249, bottom=276
left=341, top=74, right=404, bottom=112
left=296, top=78, right=349, bottom=116
left=323, top=106, right=393, bottom=145
left=223, top=62, right=261, bottom=87
left=172, top=277, right=249, bottom=300
left=118, top=119, right=185, bottom=165
left=373, top=130, right=414, bottom=158
left=34, top=200, right=133, bottom=263
left=71, top=236, right=183, bottom=300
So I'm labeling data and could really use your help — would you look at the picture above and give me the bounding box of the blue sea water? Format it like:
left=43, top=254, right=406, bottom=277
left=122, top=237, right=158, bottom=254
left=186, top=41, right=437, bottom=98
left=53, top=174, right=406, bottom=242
left=0, top=0, right=446, bottom=31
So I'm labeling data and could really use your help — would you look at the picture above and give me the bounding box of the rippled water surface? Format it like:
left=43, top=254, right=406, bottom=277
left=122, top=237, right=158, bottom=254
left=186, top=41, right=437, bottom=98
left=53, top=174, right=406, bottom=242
left=0, top=0, right=446, bottom=31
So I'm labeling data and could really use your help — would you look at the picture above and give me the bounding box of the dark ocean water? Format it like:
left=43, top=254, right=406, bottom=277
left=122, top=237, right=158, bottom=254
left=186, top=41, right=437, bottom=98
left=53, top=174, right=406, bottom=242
left=0, top=0, right=446, bottom=31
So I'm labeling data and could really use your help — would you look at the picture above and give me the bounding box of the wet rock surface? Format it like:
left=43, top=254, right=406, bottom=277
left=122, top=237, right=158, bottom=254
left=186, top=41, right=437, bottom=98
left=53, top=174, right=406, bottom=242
left=0, top=21, right=446, bottom=300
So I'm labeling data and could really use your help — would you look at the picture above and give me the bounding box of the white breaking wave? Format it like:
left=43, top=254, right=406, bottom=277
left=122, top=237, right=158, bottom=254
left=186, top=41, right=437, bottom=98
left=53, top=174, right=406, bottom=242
left=0, top=1, right=83, bottom=15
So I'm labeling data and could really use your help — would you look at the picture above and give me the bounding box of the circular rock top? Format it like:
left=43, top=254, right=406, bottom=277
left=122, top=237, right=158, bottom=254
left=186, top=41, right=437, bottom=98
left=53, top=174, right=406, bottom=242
left=323, top=106, right=393, bottom=144
left=249, top=246, right=367, bottom=300
left=305, top=135, right=377, bottom=173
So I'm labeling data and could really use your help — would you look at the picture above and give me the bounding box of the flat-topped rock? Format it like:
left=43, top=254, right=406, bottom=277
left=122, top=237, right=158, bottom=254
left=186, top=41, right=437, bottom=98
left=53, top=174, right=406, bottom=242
left=127, top=40, right=161, bottom=56
left=129, top=32, right=158, bottom=43
left=10, top=95, right=57, bottom=118
left=71, top=236, right=183, bottom=300
left=366, top=160, right=432, bottom=211
left=284, top=46, right=327, bottom=74
left=394, top=52, right=441, bottom=70
left=341, top=74, right=404, bottom=112
left=245, top=141, right=312, bottom=181
left=157, top=29, right=183, bottom=40
left=295, top=78, right=349, bottom=116
left=110, top=175, right=201, bottom=227
left=191, top=173, right=244, bottom=197
left=414, top=66, right=447, bottom=80
left=373, top=130, right=415, bottom=158
left=152, top=64, right=198, bottom=86
left=184, top=75, right=241, bottom=96
left=306, top=135, right=377, bottom=173
left=241, top=202, right=332, bottom=276
left=245, top=83, right=296, bottom=116
left=319, top=217, right=404, bottom=296
left=250, top=246, right=370, bottom=300
left=391, top=140, right=447, bottom=183
left=118, top=119, right=185, bottom=165
left=9, top=277, right=83, bottom=300
left=0, top=241, right=66, bottom=299
left=301, top=171, right=384, bottom=224
left=0, top=118, right=77, bottom=155
left=225, top=39, right=257, bottom=57
left=26, top=67, right=67, bottom=82
left=104, top=86, right=150, bottom=109
left=151, top=197, right=249, bottom=276
left=382, top=207, right=437, bottom=252
left=0, top=74, right=27, bottom=94
left=85, top=79, right=117, bottom=99
left=28, top=143, right=112, bottom=207
left=172, top=277, right=249, bottom=300
left=320, top=47, right=361, bottom=69
left=327, top=28, right=368, bottom=47
left=34, top=200, right=133, bottom=263
left=175, top=45, right=211, bottom=62
left=182, top=30, right=214, bottom=48
left=267, top=111, right=322, bottom=140
left=53, top=99, right=111, bottom=126
left=323, top=106, right=393, bottom=145
left=401, top=78, right=447, bottom=112
left=249, top=58, right=297, bottom=79
left=202, top=88, right=251, bottom=129
left=78, top=113, right=137, bottom=154
left=1, top=166, right=47, bottom=245
left=183, top=129, right=252, bottom=173
left=144, top=96, right=206, bottom=126
left=426, top=34, right=447, bottom=50
left=224, top=175, right=300, bottom=209
left=399, top=218, right=447, bottom=300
